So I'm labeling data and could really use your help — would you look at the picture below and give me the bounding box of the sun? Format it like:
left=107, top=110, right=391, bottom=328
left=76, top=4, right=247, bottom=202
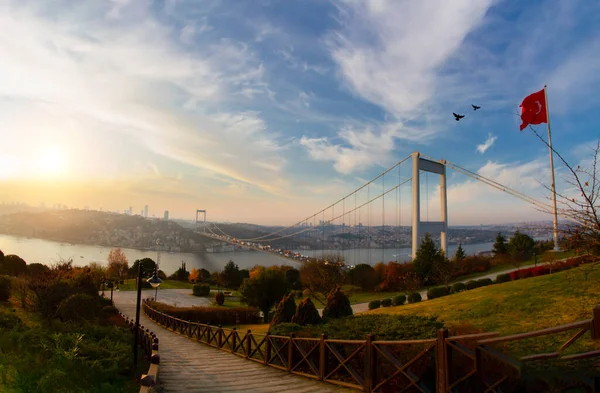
left=38, top=146, right=66, bottom=177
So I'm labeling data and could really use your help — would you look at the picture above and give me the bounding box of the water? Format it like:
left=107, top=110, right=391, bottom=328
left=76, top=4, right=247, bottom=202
left=293, top=243, right=495, bottom=266
left=0, top=234, right=293, bottom=275
left=0, top=234, right=502, bottom=274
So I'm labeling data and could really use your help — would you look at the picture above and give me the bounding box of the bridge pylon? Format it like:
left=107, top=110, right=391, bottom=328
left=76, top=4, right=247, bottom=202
left=411, top=152, right=448, bottom=259
left=196, top=209, right=207, bottom=233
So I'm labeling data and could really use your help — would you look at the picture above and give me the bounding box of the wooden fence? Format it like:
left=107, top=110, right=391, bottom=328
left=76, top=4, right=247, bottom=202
left=143, top=300, right=600, bottom=393
left=121, top=312, right=160, bottom=393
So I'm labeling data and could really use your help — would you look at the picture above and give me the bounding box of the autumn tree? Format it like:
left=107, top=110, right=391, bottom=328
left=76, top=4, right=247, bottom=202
left=299, top=259, right=345, bottom=304
left=188, top=268, right=200, bottom=283
left=240, top=267, right=289, bottom=323
left=107, top=249, right=129, bottom=282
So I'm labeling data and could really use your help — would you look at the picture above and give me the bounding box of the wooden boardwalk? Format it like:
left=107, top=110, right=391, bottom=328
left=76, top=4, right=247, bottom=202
left=113, top=293, right=348, bottom=393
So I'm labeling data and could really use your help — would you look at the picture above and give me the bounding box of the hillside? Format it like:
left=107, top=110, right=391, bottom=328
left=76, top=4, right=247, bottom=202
left=369, top=266, right=600, bottom=357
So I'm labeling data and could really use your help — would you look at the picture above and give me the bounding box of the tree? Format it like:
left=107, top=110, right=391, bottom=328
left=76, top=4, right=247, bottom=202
left=220, top=260, right=242, bottom=289
left=128, top=258, right=156, bottom=277
left=0, top=255, right=28, bottom=276
left=508, top=231, right=535, bottom=266
left=492, top=232, right=509, bottom=256
left=413, top=234, right=444, bottom=284
left=27, top=263, right=51, bottom=277
left=169, top=266, right=190, bottom=281
left=240, top=267, right=289, bottom=323
left=347, top=264, right=378, bottom=291
left=322, top=287, right=353, bottom=319
left=379, top=262, right=414, bottom=291
left=107, top=248, right=128, bottom=282
left=433, top=257, right=455, bottom=292
left=454, top=243, right=466, bottom=263
left=292, top=298, right=321, bottom=326
left=299, top=259, right=345, bottom=304
left=284, top=267, right=301, bottom=290
left=198, top=268, right=211, bottom=283
left=373, top=262, right=387, bottom=285
left=189, top=268, right=200, bottom=283
left=270, top=292, right=297, bottom=327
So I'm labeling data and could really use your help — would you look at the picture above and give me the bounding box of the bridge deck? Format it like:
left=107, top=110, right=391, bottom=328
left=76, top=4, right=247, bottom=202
left=113, top=293, right=348, bottom=393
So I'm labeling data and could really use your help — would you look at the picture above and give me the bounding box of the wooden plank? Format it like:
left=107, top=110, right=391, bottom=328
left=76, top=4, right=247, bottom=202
left=559, top=328, right=588, bottom=353
left=479, top=320, right=592, bottom=345
left=520, top=352, right=560, bottom=361
left=373, top=339, right=436, bottom=345
left=477, top=346, right=521, bottom=374
left=561, top=349, right=600, bottom=361
left=447, top=332, right=499, bottom=341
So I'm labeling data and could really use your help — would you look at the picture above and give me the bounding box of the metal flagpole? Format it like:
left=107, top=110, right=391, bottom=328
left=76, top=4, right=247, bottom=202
left=544, top=85, right=560, bottom=251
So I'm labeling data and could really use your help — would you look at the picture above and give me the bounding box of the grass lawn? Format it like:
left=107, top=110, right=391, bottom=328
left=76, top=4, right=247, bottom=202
left=114, top=279, right=195, bottom=291
left=369, top=265, right=600, bottom=358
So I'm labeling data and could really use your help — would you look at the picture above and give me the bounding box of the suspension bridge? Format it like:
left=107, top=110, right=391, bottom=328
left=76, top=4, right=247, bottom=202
left=196, top=151, right=558, bottom=264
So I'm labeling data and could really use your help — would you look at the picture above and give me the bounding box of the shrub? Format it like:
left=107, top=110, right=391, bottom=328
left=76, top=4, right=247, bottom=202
left=368, top=300, right=381, bottom=310
left=101, top=305, right=118, bottom=315
left=322, top=287, right=353, bottom=319
left=381, top=298, right=392, bottom=307
left=0, top=309, right=20, bottom=329
left=57, top=294, right=100, bottom=322
left=192, top=284, right=210, bottom=297
left=147, top=300, right=261, bottom=324
left=407, top=292, right=422, bottom=303
left=451, top=282, right=467, bottom=293
left=465, top=280, right=479, bottom=290
left=456, top=255, right=491, bottom=277
left=392, top=295, right=406, bottom=306
left=476, top=278, right=493, bottom=287
left=427, top=286, right=448, bottom=300
left=214, top=291, right=225, bottom=306
left=291, top=298, right=321, bottom=326
left=296, top=290, right=303, bottom=298
left=302, top=288, right=312, bottom=297
left=0, top=275, right=11, bottom=301
left=270, top=292, right=297, bottom=327
left=495, top=273, right=511, bottom=283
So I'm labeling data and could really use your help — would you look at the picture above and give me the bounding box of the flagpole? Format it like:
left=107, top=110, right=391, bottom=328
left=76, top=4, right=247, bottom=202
left=544, top=85, right=560, bottom=251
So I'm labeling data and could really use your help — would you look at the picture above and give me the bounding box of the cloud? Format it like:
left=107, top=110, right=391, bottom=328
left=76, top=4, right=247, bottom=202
left=0, top=1, right=288, bottom=196
left=476, top=133, right=497, bottom=154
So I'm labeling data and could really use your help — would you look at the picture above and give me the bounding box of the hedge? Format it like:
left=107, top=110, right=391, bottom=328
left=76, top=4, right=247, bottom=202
left=427, top=286, right=448, bottom=300
left=476, top=278, right=493, bottom=287
left=368, top=300, right=381, bottom=310
left=451, top=282, right=467, bottom=293
left=407, top=292, right=422, bottom=303
left=392, top=295, right=406, bottom=306
left=147, top=300, right=261, bottom=325
left=381, top=298, right=392, bottom=307
left=495, top=273, right=511, bottom=283
left=192, top=284, right=210, bottom=296
left=465, top=280, right=479, bottom=290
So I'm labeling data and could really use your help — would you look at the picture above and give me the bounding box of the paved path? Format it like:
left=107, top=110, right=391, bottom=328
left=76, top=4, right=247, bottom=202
left=349, top=264, right=540, bottom=314
left=113, top=292, right=348, bottom=393
left=115, top=289, right=211, bottom=308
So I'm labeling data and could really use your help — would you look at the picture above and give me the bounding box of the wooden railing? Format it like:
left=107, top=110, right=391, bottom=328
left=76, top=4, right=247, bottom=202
left=121, top=312, right=160, bottom=393
left=143, top=300, right=600, bottom=393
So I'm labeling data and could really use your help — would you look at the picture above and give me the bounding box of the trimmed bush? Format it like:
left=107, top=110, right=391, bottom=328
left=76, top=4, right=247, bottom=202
left=465, top=280, right=479, bottom=290
left=292, top=298, right=321, bottom=325
left=392, top=295, right=406, bottom=306
left=148, top=300, right=261, bottom=325
left=57, top=294, right=100, bottom=322
left=214, top=291, right=225, bottom=306
left=407, top=292, right=422, bottom=303
left=368, top=300, right=381, bottom=310
left=476, top=278, right=493, bottom=287
left=192, top=284, right=210, bottom=297
left=0, top=275, right=11, bottom=301
left=427, top=286, right=448, bottom=300
left=101, top=305, right=119, bottom=315
left=495, top=273, right=511, bottom=283
left=270, top=292, right=297, bottom=327
left=451, top=282, right=467, bottom=293
left=322, top=287, right=353, bottom=319
left=381, top=298, right=392, bottom=307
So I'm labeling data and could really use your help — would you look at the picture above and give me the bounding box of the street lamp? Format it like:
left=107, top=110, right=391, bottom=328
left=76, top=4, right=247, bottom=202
left=133, top=263, right=162, bottom=368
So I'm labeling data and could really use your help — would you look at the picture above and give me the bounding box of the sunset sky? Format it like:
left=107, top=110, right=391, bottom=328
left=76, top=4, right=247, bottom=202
left=1, top=0, right=599, bottom=225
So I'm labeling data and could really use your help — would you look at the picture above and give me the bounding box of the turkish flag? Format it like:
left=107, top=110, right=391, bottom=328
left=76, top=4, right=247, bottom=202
left=519, top=89, right=547, bottom=131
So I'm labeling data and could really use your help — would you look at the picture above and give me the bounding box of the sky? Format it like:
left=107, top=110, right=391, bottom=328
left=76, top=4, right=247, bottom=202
left=1, top=0, right=600, bottom=226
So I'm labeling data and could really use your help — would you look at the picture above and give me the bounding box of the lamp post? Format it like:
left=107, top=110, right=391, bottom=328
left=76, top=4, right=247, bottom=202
left=133, top=263, right=162, bottom=368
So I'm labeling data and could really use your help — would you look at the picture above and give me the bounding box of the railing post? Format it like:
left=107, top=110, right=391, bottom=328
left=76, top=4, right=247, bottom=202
left=265, top=332, right=271, bottom=365
left=592, top=306, right=600, bottom=340
left=246, top=330, right=252, bottom=359
left=436, top=328, right=448, bottom=393
left=319, top=334, right=327, bottom=381
left=365, top=334, right=375, bottom=393
left=232, top=328, right=237, bottom=353
left=287, top=333, right=295, bottom=371
left=218, top=325, right=223, bottom=348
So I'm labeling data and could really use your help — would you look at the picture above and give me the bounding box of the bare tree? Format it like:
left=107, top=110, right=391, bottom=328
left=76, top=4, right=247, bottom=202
left=299, top=256, right=345, bottom=304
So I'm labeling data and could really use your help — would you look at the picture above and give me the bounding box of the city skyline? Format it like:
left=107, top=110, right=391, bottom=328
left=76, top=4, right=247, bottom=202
left=1, top=1, right=599, bottom=225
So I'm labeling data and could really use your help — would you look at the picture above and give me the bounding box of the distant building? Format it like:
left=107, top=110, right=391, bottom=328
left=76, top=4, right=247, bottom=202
left=144, top=205, right=148, bottom=217
left=164, top=210, right=169, bottom=220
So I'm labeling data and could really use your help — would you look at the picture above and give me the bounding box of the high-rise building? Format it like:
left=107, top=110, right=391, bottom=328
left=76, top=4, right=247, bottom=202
left=164, top=210, right=169, bottom=220
left=144, top=205, right=148, bottom=217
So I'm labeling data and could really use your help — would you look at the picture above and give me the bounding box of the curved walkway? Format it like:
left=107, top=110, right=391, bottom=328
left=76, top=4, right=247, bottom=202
left=113, top=292, right=348, bottom=393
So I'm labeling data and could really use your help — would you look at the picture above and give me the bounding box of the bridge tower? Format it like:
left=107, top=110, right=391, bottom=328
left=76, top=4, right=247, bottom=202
left=196, top=209, right=207, bottom=233
left=411, top=152, right=448, bottom=259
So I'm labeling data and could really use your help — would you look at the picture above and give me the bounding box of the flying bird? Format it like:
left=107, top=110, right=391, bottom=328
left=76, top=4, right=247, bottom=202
left=453, top=113, right=465, bottom=121
left=472, top=105, right=481, bottom=111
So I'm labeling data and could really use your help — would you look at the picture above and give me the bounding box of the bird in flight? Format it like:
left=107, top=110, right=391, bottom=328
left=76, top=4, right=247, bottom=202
left=472, top=105, right=481, bottom=111
left=453, top=113, right=465, bottom=121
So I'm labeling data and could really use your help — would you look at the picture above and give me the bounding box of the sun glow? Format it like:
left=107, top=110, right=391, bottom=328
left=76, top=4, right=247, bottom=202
left=38, top=146, right=67, bottom=177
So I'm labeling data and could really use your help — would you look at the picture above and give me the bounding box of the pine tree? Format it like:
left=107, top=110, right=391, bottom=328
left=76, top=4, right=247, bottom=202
left=454, top=243, right=466, bottom=262
left=492, top=232, right=508, bottom=255
left=413, top=233, right=444, bottom=283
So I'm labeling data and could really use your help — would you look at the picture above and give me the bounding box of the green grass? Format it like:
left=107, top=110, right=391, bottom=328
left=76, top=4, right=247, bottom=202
left=114, top=279, right=195, bottom=291
left=368, top=265, right=600, bottom=358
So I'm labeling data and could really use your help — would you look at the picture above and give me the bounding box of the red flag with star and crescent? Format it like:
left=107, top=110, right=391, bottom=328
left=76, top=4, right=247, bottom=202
left=519, top=89, right=548, bottom=131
